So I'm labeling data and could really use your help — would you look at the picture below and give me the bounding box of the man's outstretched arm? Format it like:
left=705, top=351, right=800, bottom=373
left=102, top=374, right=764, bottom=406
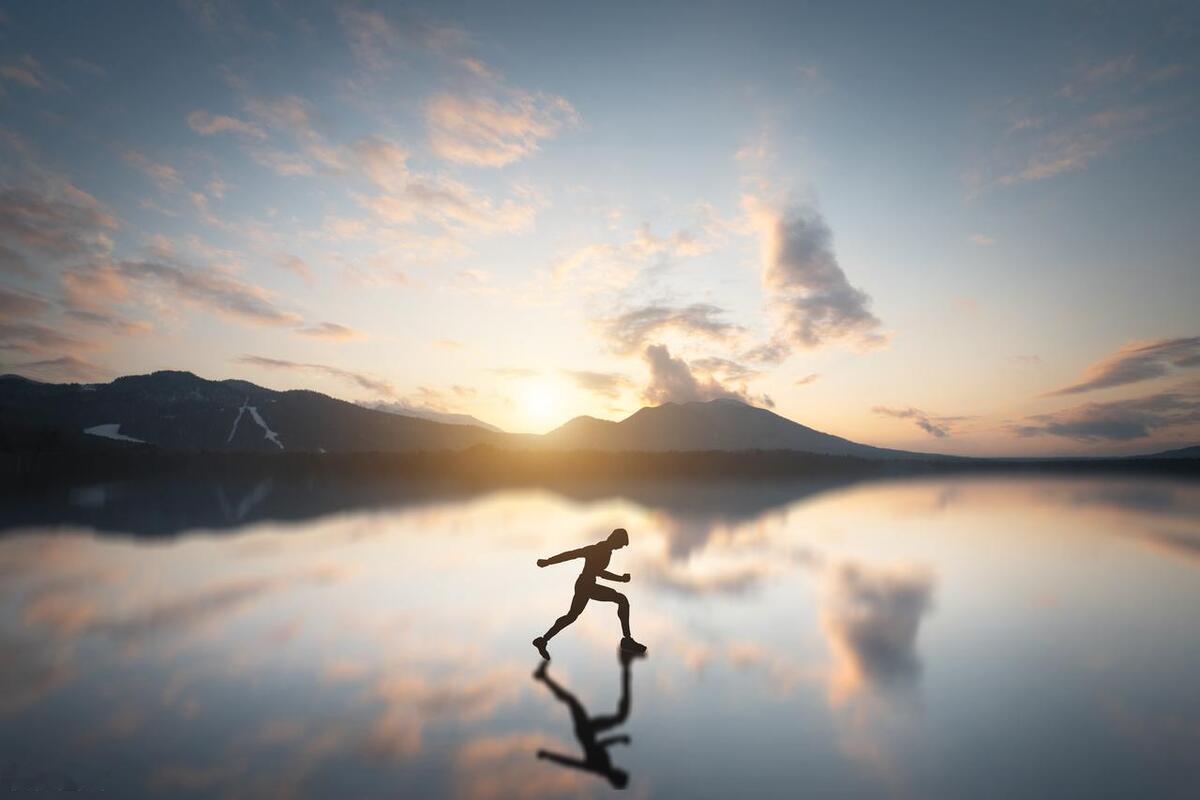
left=598, top=570, right=630, bottom=583
left=537, top=546, right=588, bottom=567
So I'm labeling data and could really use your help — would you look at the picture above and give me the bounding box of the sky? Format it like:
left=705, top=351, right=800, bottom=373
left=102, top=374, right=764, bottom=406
left=0, top=0, right=1197, bottom=456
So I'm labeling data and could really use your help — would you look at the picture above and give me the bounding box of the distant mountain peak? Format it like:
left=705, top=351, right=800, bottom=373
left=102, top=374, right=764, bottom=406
left=543, top=397, right=918, bottom=458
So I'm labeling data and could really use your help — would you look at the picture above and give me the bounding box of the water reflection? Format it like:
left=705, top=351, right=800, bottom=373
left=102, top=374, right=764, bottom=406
left=0, top=474, right=1198, bottom=797
left=534, top=650, right=641, bottom=789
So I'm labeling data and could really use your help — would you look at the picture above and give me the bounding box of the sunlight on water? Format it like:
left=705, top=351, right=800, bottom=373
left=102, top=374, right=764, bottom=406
left=2, top=475, right=1199, bottom=797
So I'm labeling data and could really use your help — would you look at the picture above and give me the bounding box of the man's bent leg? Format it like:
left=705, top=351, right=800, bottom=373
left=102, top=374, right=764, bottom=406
left=588, top=584, right=632, bottom=638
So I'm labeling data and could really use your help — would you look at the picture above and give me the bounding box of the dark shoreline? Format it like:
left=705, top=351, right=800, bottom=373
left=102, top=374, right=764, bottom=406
left=4, top=445, right=1197, bottom=489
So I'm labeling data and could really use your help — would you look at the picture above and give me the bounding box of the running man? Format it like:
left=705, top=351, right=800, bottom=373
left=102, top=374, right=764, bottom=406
left=533, top=527, right=647, bottom=659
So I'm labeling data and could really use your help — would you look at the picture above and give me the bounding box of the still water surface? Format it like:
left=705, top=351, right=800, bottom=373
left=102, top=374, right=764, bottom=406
left=2, top=474, right=1199, bottom=798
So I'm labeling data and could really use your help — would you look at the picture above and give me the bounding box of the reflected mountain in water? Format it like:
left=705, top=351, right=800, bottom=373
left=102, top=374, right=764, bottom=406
left=0, top=470, right=861, bottom=539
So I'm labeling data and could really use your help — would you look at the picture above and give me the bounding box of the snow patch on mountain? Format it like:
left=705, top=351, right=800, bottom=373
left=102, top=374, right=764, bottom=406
left=228, top=398, right=284, bottom=449
left=246, top=404, right=283, bottom=449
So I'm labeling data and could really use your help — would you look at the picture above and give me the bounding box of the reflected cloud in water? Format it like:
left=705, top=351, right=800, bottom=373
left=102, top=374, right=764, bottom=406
left=822, top=561, right=934, bottom=704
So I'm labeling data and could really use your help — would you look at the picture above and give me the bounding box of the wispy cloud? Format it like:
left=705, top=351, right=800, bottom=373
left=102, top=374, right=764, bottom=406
left=276, top=253, right=314, bottom=282
left=296, top=322, right=364, bottom=341
left=64, top=308, right=153, bottom=335
left=1012, top=388, right=1200, bottom=441
left=122, top=151, right=182, bottom=190
left=559, top=369, right=634, bottom=399
left=338, top=7, right=468, bottom=71
left=3, top=354, right=105, bottom=381
left=351, top=135, right=536, bottom=234
left=970, top=54, right=1194, bottom=194
left=548, top=209, right=726, bottom=290
left=0, top=285, right=51, bottom=317
left=873, top=406, right=972, bottom=438
left=0, top=183, right=118, bottom=258
left=236, top=355, right=396, bottom=397
left=0, top=55, right=59, bottom=91
left=0, top=320, right=96, bottom=356
left=425, top=90, right=578, bottom=167
left=186, top=110, right=266, bottom=139
left=1048, top=337, right=1200, bottom=395
left=116, top=259, right=301, bottom=327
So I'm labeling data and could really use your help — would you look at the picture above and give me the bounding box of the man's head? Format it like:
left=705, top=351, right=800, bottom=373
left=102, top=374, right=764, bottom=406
left=607, top=528, right=629, bottom=549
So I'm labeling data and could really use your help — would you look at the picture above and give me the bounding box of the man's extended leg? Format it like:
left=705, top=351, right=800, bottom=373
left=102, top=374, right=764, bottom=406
left=544, top=587, right=590, bottom=641
left=534, top=585, right=590, bottom=658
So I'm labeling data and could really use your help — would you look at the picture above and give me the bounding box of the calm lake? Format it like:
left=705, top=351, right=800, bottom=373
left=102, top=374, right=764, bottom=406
left=2, top=473, right=1199, bottom=798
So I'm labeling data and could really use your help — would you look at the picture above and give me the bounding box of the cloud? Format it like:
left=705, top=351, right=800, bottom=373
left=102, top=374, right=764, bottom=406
left=244, top=94, right=318, bottom=141
left=64, top=308, right=153, bottom=335
left=1011, top=389, right=1200, bottom=442
left=0, top=286, right=50, bottom=317
left=236, top=355, right=396, bottom=397
left=338, top=7, right=402, bottom=71
left=360, top=172, right=535, bottom=234
left=648, top=560, right=779, bottom=596
left=1048, top=337, right=1200, bottom=395
left=117, top=259, right=301, bottom=327
left=352, top=136, right=410, bottom=191
left=873, top=406, right=972, bottom=438
left=690, top=356, right=762, bottom=383
left=249, top=149, right=315, bottom=177
left=550, top=208, right=727, bottom=289
left=559, top=369, right=634, bottom=399
left=822, top=561, right=935, bottom=701
left=276, top=253, right=314, bottom=282
left=122, top=150, right=181, bottom=189
left=425, top=90, right=579, bottom=167
left=186, top=110, right=266, bottom=139
left=0, top=244, right=32, bottom=276
left=745, top=196, right=884, bottom=356
left=454, top=732, right=584, bottom=800
left=0, top=183, right=117, bottom=258
left=2, top=355, right=104, bottom=381
left=601, top=303, right=744, bottom=355
left=971, top=55, right=1193, bottom=193
left=61, top=263, right=130, bottom=309
left=642, top=344, right=768, bottom=406
left=296, top=322, right=364, bottom=341
left=0, top=320, right=95, bottom=356
left=338, top=7, right=468, bottom=71
left=0, top=55, right=58, bottom=91
left=795, top=372, right=820, bottom=386
left=242, top=94, right=346, bottom=173
left=351, top=136, right=535, bottom=234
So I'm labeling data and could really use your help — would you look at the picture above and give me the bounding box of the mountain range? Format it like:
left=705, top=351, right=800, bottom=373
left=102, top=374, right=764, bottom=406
left=0, top=369, right=926, bottom=458
left=0, top=370, right=1193, bottom=460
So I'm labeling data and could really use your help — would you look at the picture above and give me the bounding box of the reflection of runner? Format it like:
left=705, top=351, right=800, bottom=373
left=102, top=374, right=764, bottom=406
left=533, top=650, right=640, bottom=789
left=533, top=528, right=646, bottom=659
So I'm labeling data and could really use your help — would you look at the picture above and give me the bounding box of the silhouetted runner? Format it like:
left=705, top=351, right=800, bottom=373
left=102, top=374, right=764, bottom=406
left=533, top=649, right=640, bottom=789
left=533, top=527, right=647, bottom=659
